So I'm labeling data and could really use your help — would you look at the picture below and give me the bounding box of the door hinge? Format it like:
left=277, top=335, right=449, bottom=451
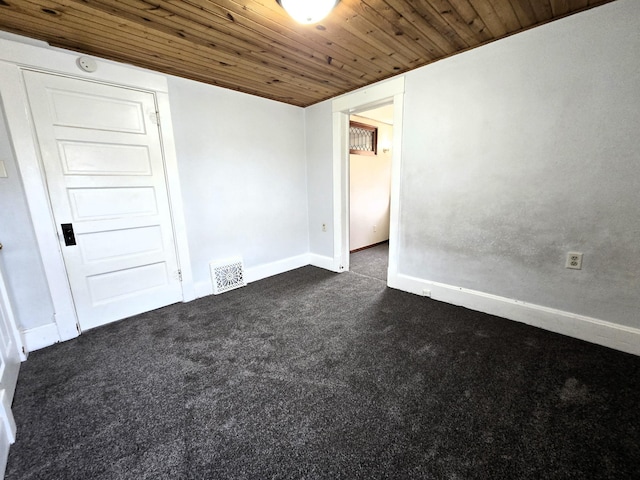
left=76, top=323, right=81, bottom=335
left=177, top=269, right=182, bottom=282
left=149, top=111, right=160, bottom=126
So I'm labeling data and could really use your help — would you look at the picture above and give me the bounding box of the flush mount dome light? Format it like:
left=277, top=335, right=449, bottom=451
left=277, top=0, right=339, bottom=24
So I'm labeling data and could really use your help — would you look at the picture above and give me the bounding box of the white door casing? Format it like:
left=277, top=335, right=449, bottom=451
left=0, top=252, right=21, bottom=478
left=23, top=71, right=183, bottom=331
left=332, top=77, right=405, bottom=281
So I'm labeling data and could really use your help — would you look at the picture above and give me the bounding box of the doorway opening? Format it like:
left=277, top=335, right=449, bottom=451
left=348, top=104, right=394, bottom=282
left=331, top=76, right=404, bottom=286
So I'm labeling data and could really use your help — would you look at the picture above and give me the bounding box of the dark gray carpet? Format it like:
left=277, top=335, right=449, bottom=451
left=6, top=266, right=640, bottom=479
left=350, top=241, right=389, bottom=281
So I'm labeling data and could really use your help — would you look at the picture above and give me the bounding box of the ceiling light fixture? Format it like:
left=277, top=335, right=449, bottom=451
left=277, top=0, right=339, bottom=24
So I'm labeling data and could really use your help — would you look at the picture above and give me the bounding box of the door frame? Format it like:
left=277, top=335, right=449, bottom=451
left=331, top=76, right=405, bottom=282
left=0, top=254, right=26, bottom=363
left=0, top=38, right=195, bottom=346
left=0, top=244, right=25, bottom=477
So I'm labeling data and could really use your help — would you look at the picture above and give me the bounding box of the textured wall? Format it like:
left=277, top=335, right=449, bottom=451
left=0, top=100, right=54, bottom=330
left=399, top=0, right=640, bottom=328
left=168, top=75, right=309, bottom=289
left=305, top=101, right=334, bottom=259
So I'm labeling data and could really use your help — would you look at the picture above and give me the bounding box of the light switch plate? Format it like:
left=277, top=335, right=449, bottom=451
left=0, top=160, right=7, bottom=178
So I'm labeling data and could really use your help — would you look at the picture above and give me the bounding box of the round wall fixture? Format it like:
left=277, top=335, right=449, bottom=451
left=76, top=56, right=97, bottom=73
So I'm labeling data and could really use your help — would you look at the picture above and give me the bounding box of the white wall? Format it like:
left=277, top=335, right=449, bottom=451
left=304, top=0, right=640, bottom=351
left=167, top=75, right=309, bottom=294
left=0, top=100, right=54, bottom=330
left=398, top=0, right=640, bottom=330
left=349, top=115, right=392, bottom=250
left=305, top=101, right=334, bottom=260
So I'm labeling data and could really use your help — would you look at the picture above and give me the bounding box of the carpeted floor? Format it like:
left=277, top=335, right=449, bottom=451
left=350, top=242, right=389, bottom=282
left=6, top=266, right=640, bottom=479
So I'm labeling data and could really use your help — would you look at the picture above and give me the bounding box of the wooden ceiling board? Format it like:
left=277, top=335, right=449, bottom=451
left=0, top=0, right=616, bottom=106
left=432, top=0, right=490, bottom=46
left=416, top=0, right=476, bottom=49
left=508, top=0, right=537, bottom=28
left=86, top=0, right=358, bottom=89
left=12, top=0, right=329, bottom=102
left=489, top=0, right=523, bottom=32
left=447, top=0, right=493, bottom=42
left=527, top=1, right=554, bottom=22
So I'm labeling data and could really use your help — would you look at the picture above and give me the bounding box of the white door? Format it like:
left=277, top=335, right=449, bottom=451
left=0, top=249, right=20, bottom=477
left=23, top=71, right=183, bottom=331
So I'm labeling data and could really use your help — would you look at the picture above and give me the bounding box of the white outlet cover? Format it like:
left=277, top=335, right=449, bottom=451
left=566, top=252, right=583, bottom=270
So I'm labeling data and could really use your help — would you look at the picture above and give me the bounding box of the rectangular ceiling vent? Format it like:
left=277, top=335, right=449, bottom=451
left=210, top=257, right=246, bottom=295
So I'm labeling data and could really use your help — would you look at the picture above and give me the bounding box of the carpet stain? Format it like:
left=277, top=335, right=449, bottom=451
left=387, top=405, right=404, bottom=424
left=220, top=418, right=237, bottom=431
left=382, top=324, right=395, bottom=334
left=560, top=377, right=593, bottom=404
left=417, top=343, right=438, bottom=357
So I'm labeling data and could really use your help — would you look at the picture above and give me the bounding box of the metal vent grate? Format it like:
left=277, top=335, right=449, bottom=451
left=210, top=257, right=246, bottom=294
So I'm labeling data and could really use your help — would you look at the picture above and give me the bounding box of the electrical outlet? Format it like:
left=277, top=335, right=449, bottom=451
left=373, top=225, right=377, bottom=233
left=322, top=223, right=326, bottom=232
left=566, top=252, right=583, bottom=270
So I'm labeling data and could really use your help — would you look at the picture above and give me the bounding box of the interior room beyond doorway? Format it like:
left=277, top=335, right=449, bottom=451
left=348, top=104, right=393, bottom=280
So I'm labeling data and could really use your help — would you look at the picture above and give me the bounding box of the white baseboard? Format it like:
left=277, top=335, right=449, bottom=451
left=194, top=254, right=311, bottom=299
left=182, top=253, right=340, bottom=299
left=244, top=254, right=310, bottom=283
left=309, top=254, right=335, bottom=271
left=180, top=279, right=197, bottom=303
left=388, top=272, right=640, bottom=357
left=193, top=280, right=214, bottom=299
left=22, top=323, right=60, bottom=353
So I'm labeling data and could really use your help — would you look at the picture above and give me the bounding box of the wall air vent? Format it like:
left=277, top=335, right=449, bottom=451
left=210, top=257, right=246, bottom=294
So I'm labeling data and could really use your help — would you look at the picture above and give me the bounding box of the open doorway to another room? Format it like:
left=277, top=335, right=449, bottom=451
left=348, top=104, right=393, bottom=282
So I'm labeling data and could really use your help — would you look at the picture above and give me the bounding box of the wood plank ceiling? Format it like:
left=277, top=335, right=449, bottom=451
left=0, top=0, right=615, bottom=107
